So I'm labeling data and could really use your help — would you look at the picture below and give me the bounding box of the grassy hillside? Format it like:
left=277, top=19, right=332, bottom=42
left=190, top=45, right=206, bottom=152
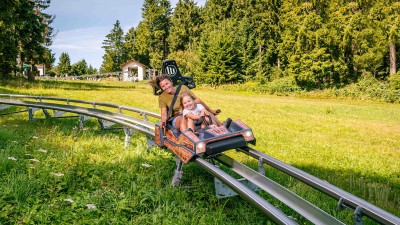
left=0, top=79, right=399, bottom=224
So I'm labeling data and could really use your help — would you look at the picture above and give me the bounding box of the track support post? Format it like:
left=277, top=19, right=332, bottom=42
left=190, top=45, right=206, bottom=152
left=354, top=206, right=364, bottom=225
left=258, top=158, right=265, bottom=175
left=42, top=109, right=51, bottom=118
left=171, top=155, right=183, bottom=186
left=146, top=137, right=157, bottom=147
left=214, top=177, right=261, bottom=199
left=123, top=127, right=137, bottom=148
left=79, top=115, right=91, bottom=129
left=28, top=107, right=42, bottom=122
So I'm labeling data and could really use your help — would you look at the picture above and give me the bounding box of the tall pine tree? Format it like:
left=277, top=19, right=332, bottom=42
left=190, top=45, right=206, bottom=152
left=135, top=0, right=171, bottom=77
left=168, top=0, right=202, bottom=53
left=0, top=0, right=54, bottom=80
left=57, top=52, right=71, bottom=76
left=101, top=20, right=125, bottom=73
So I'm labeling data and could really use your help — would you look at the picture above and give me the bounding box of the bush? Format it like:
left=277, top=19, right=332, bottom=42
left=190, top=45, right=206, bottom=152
left=220, top=77, right=301, bottom=95
left=219, top=74, right=400, bottom=103
left=390, top=72, right=400, bottom=90
left=314, top=75, right=400, bottom=103
left=47, top=71, right=56, bottom=77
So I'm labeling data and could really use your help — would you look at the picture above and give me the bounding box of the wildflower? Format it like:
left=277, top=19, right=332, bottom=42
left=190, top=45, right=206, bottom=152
left=12, top=141, right=17, bottom=143
left=86, top=204, right=96, bottom=209
left=141, top=163, right=152, bottom=168
left=29, top=159, right=39, bottom=162
left=50, top=172, right=64, bottom=177
left=37, top=149, right=47, bottom=153
left=64, top=199, right=74, bottom=203
left=25, top=153, right=32, bottom=156
left=33, top=136, right=39, bottom=139
left=82, top=128, right=87, bottom=131
left=73, top=127, right=77, bottom=130
left=30, top=167, right=35, bottom=169
left=8, top=157, right=17, bottom=161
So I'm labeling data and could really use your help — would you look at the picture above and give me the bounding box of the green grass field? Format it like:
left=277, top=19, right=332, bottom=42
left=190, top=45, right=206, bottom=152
left=0, top=79, right=399, bottom=224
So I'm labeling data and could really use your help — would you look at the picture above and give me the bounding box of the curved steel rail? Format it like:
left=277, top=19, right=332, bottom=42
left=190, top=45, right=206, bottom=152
left=195, top=157, right=297, bottom=225
left=238, top=147, right=400, bottom=225
left=1, top=95, right=399, bottom=224
left=0, top=94, right=161, bottom=120
left=0, top=98, right=155, bottom=137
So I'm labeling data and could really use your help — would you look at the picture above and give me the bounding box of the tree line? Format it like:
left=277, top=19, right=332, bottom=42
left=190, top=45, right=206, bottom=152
left=101, top=0, right=400, bottom=89
left=48, top=52, right=98, bottom=76
left=0, top=1, right=96, bottom=79
left=0, top=0, right=55, bottom=81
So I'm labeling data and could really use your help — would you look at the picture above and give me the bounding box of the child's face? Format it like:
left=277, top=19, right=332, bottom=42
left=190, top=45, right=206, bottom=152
left=182, top=96, right=195, bottom=110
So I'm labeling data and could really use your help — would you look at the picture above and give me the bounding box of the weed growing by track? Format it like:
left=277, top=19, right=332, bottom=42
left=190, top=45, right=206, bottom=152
left=0, top=79, right=399, bottom=224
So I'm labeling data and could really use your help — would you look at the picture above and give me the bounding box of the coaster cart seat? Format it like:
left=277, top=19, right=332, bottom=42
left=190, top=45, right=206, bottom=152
left=154, top=60, right=256, bottom=164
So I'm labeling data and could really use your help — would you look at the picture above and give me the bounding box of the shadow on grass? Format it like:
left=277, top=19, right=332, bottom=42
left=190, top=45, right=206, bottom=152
left=0, top=116, right=272, bottom=224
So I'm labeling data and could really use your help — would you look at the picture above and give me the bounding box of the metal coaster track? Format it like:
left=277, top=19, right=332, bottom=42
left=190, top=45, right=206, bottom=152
left=1, top=94, right=399, bottom=225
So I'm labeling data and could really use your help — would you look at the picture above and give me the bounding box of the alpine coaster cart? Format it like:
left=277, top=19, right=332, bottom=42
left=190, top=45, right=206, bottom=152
left=153, top=60, right=256, bottom=186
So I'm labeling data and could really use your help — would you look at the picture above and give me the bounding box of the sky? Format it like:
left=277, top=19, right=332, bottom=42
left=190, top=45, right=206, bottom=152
left=45, top=0, right=206, bottom=70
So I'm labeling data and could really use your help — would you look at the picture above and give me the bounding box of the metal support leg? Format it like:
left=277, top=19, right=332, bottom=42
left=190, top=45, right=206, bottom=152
left=171, top=155, right=183, bottom=186
left=42, top=108, right=51, bottom=118
left=337, top=198, right=346, bottom=211
left=214, top=177, right=261, bottom=199
left=98, top=119, right=118, bottom=130
left=28, top=108, right=33, bottom=122
left=258, top=158, right=265, bottom=175
left=0, top=104, right=28, bottom=116
left=28, top=107, right=42, bottom=122
left=0, top=104, right=11, bottom=111
left=146, top=136, right=157, bottom=147
left=123, top=127, right=137, bottom=148
left=354, top=206, right=364, bottom=225
left=79, top=115, right=91, bottom=129
left=53, top=109, right=68, bottom=117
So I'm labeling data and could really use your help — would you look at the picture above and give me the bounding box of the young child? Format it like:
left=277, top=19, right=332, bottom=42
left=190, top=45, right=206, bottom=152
left=180, top=91, right=218, bottom=133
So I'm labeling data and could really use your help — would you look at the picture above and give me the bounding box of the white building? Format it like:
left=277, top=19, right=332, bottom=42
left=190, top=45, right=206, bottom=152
left=34, top=64, right=50, bottom=76
left=120, top=59, right=147, bottom=82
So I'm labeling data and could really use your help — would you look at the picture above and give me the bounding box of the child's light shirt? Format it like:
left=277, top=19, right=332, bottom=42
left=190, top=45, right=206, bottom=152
left=183, top=104, right=205, bottom=117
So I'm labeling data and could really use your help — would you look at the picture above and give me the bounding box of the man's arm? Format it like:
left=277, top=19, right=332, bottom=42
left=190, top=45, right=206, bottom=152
left=160, top=107, right=167, bottom=128
left=191, top=93, right=221, bottom=115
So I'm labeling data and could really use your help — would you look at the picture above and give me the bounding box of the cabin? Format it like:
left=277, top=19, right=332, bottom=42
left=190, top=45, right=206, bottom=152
left=35, top=64, right=50, bottom=76
left=120, top=59, right=147, bottom=82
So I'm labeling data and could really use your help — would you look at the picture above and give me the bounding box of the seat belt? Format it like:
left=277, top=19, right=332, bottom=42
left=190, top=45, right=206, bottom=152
left=166, top=83, right=183, bottom=122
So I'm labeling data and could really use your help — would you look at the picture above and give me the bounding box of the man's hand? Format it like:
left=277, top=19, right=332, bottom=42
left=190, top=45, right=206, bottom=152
left=161, top=121, right=166, bottom=129
left=211, top=109, right=221, bottom=115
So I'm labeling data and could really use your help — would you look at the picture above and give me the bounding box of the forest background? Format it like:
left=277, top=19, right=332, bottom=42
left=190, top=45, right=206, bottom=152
left=2, top=0, right=400, bottom=100
left=99, top=0, right=400, bottom=92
